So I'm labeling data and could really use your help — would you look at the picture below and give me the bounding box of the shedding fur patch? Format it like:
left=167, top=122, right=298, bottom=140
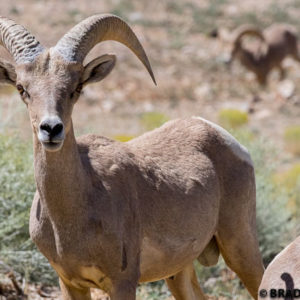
left=193, top=117, right=253, bottom=166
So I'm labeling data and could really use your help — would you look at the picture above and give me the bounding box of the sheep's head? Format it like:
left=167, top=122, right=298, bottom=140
left=0, top=15, right=155, bottom=152
left=226, top=24, right=265, bottom=65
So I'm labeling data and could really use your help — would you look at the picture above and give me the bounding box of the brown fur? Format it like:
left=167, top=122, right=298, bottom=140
left=229, top=24, right=300, bottom=85
left=0, top=19, right=264, bottom=300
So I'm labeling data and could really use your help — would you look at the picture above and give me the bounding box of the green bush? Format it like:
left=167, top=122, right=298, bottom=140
left=275, top=163, right=300, bottom=216
left=140, top=112, right=169, bottom=131
left=236, top=131, right=293, bottom=264
left=218, top=109, right=248, bottom=129
left=113, top=135, right=135, bottom=142
left=284, top=126, right=300, bottom=155
left=276, top=163, right=300, bottom=191
left=0, top=133, right=57, bottom=284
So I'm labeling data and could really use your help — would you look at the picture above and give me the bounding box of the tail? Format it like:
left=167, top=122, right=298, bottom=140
left=281, top=272, right=294, bottom=300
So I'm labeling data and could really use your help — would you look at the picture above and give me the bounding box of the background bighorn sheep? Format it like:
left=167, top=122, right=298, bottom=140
left=0, top=15, right=264, bottom=299
left=258, top=236, right=300, bottom=300
left=227, top=24, right=300, bottom=85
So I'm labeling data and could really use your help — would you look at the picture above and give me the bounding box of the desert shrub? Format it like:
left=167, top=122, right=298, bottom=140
left=218, top=109, right=248, bottom=129
left=276, top=163, right=300, bottom=191
left=255, top=169, right=293, bottom=264
left=236, top=130, right=294, bottom=264
left=284, top=125, right=300, bottom=155
left=113, top=135, right=135, bottom=142
left=0, top=133, right=57, bottom=284
left=140, top=112, right=169, bottom=131
left=275, top=163, right=300, bottom=216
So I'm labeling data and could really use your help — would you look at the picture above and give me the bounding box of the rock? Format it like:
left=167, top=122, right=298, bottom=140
left=101, top=99, right=115, bottom=112
left=194, top=84, right=211, bottom=98
left=277, top=79, right=295, bottom=99
left=255, top=109, right=272, bottom=120
left=204, top=277, right=218, bottom=288
left=143, top=101, right=154, bottom=112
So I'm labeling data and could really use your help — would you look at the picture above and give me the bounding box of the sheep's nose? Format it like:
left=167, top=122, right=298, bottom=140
left=39, top=117, right=64, bottom=139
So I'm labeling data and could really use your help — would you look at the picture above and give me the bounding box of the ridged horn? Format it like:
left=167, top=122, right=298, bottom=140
left=54, top=14, right=156, bottom=84
left=0, top=17, right=44, bottom=64
left=232, top=24, right=265, bottom=44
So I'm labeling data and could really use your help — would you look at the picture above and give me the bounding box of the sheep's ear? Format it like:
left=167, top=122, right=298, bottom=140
left=0, top=59, right=16, bottom=86
left=81, top=54, right=116, bottom=85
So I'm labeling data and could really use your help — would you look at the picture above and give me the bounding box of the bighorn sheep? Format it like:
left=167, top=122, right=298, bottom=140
left=0, top=15, right=264, bottom=299
left=227, top=24, right=300, bottom=85
left=258, top=236, right=300, bottom=300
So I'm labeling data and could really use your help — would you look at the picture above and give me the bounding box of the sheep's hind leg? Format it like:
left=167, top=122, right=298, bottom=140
left=216, top=187, right=264, bottom=299
left=165, top=263, right=206, bottom=300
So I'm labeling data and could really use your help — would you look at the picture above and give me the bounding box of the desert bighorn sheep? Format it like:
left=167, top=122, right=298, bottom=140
left=258, top=236, right=300, bottom=300
left=227, top=24, right=300, bottom=85
left=0, top=15, right=264, bottom=299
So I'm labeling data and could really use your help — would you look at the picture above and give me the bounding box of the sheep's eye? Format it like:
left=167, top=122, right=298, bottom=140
left=16, top=84, right=24, bottom=94
left=16, top=84, right=30, bottom=98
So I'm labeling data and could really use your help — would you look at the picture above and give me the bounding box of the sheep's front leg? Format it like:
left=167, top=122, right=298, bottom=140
left=59, top=278, right=91, bottom=300
left=110, top=280, right=137, bottom=300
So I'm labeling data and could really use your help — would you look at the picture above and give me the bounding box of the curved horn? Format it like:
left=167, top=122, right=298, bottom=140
left=54, top=14, right=156, bottom=84
left=232, top=24, right=265, bottom=44
left=0, top=17, right=44, bottom=64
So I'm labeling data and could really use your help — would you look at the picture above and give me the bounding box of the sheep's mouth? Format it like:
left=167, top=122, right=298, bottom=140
left=41, top=140, right=64, bottom=152
left=38, top=130, right=65, bottom=152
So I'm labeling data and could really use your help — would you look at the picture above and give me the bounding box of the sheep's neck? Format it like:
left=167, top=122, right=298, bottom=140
left=33, top=122, right=87, bottom=224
